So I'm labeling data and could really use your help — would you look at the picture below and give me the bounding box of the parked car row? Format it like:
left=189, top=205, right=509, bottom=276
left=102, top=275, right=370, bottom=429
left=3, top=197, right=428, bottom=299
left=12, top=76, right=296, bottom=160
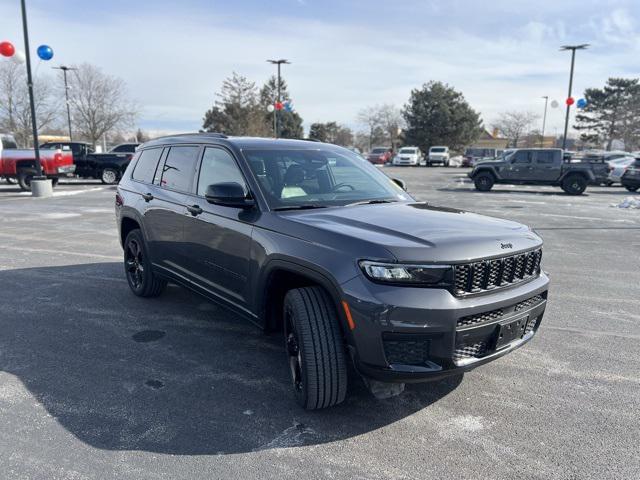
left=40, top=141, right=139, bottom=185
left=367, top=145, right=452, bottom=167
left=0, top=134, right=140, bottom=191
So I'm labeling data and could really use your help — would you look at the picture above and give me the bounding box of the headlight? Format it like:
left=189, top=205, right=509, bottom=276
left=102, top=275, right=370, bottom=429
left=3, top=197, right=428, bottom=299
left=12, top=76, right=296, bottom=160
left=359, top=261, right=453, bottom=287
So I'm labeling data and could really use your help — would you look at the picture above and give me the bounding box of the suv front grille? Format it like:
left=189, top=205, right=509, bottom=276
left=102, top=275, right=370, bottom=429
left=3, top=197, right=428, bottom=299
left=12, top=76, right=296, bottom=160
left=457, top=292, right=546, bottom=329
left=453, top=248, right=542, bottom=296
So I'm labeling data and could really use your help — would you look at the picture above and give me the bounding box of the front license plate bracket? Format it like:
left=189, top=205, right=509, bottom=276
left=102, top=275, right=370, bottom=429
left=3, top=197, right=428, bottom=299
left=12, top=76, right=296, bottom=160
left=494, top=314, right=529, bottom=350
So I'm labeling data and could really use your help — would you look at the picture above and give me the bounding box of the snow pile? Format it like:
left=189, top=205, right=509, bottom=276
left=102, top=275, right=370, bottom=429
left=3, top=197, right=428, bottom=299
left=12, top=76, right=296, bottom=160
left=611, top=196, right=640, bottom=209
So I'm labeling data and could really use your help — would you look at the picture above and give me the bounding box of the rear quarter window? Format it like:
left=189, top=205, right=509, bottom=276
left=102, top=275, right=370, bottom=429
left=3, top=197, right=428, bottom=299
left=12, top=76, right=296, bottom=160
left=132, top=148, right=163, bottom=184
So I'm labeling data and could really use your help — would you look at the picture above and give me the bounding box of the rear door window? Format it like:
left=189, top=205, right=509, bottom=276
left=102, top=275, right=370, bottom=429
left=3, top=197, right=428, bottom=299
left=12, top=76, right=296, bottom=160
left=132, top=148, right=163, bottom=184
left=160, top=146, right=200, bottom=192
left=535, top=151, right=555, bottom=164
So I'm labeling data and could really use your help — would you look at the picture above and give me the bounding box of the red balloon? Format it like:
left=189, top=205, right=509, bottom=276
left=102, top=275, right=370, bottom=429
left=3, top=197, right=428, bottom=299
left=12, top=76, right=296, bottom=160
left=0, top=41, right=15, bottom=57
left=275, top=101, right=284, bottom=111
left=566, top=97, right=575, bottom=106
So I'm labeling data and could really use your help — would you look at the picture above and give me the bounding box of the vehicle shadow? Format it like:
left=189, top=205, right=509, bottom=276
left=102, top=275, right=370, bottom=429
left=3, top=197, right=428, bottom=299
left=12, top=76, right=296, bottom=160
left=0, top=262, right=461, bottom=455
left=437, top=186, right=634, bottom=196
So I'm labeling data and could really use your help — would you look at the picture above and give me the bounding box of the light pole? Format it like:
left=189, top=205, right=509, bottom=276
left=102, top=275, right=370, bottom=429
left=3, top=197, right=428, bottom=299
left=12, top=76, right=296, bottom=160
left=53, top=66, right=77, bottom=141
left=540, top=95, right=549, bottom=147
left=267, top=59, right=290, bottom=138
left=560, top=44, right=589, bottom=150
left=20, top=0, right=42, bottom=178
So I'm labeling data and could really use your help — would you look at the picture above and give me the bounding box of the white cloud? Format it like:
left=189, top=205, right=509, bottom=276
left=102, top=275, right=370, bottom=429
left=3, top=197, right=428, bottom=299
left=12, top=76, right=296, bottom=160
left=0, top=0, right=638, bottom=136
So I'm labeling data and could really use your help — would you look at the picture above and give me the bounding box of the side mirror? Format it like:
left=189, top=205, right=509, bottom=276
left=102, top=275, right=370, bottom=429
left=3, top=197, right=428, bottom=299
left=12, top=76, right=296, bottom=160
left=205, top=182, right=255, bottom=208
left=391, top=178, right=407, bottom=191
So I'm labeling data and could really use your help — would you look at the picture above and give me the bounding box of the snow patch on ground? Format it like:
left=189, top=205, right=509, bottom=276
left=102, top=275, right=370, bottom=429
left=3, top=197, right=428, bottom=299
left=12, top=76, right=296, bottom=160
left=611, top=196, right=640, bottom=209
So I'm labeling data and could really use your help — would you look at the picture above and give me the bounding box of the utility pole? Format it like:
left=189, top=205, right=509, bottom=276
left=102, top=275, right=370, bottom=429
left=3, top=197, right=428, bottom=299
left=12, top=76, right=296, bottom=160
left=53, top=66, right=77, bottom=141
left=540, top=96, right=549, bottom=147
left=20, top=0, right=42, bottom=177
left=267, top=59, right=290, bottom=138
left=560, top=44, right=589, bottom=150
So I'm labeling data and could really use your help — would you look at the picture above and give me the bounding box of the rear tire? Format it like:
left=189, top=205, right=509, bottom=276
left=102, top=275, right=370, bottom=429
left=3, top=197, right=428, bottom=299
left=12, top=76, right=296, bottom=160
left=561, top=174, right=587, bottom=195
left=124, top=229, right=167, bottom=297
left=101, top=168, right=119, bottom=185
left=624, top=185, right=639, bottom=192
left=473, top=171, right=495, bottom=191
left=17, top=171, right=34, bottom=191
left=283, top=286, right=348, bottom=410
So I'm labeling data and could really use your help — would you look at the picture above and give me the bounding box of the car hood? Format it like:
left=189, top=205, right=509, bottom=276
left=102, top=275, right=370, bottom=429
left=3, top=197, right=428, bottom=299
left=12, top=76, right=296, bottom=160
left=283, top=202, right=541, bottom=263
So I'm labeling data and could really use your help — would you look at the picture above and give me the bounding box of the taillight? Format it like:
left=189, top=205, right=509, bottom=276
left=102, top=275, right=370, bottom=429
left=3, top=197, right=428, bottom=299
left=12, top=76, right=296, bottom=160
left=54, top=152, right=62, bottom=163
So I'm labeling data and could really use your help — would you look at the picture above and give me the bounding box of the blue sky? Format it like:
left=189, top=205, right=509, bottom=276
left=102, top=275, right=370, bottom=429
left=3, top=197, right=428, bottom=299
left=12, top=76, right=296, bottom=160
left=1, top=0, right=638, bottom=136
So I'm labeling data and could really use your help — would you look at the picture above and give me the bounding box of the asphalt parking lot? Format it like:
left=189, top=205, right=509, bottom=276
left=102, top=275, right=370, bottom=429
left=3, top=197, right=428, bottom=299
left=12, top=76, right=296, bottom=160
left=1, top=171, right=639, bottom=480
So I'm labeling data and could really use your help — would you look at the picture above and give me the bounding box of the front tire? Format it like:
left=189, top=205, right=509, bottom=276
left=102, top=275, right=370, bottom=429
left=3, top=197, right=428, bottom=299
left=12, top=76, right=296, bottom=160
left=561, top=174, right=587, bottom=195
left=101, top=168, right=119, bottom=185
left=473, top=171, right=495, bottom=191
left=124, top=229, right=167, bottom=297
left=283, top=286, right=348, bottom=410
left=624, top=185, right=639, bottom=192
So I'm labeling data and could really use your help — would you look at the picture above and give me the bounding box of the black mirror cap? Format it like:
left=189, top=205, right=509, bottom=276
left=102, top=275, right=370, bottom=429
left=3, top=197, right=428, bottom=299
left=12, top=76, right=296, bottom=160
left=205, top=182, right=255, bottom=208
left=392, top=178, right=407, bottom=191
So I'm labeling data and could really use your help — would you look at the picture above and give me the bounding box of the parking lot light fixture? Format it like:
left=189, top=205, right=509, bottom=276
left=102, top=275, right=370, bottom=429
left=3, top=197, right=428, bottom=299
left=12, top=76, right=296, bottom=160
left=53, top=66, right=77, bottom=141
left=540, top=96, right=549, bottom=147
left=560, top=44, right=589, bottom=150
left=266, top=59, right=290, bottom=138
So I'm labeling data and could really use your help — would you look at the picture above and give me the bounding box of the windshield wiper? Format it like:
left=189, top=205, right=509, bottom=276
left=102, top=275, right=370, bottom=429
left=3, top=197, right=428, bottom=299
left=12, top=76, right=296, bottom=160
left=273, top=204, right=329, bottom=211
left=346, top=199, right=398, bottom=206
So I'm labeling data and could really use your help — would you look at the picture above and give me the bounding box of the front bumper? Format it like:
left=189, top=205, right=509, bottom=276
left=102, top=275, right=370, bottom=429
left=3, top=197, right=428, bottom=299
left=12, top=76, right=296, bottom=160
left=340, top=272, right=549, bottom=383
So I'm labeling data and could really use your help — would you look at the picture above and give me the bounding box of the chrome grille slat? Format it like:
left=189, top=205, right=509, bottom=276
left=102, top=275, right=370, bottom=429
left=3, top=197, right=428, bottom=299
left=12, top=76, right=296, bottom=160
left=453, top=248, right=542, bottom=296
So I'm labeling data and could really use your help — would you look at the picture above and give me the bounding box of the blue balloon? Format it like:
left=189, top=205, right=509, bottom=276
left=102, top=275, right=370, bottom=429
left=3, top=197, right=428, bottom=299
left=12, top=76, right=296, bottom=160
left=37, top=45, right=54, bottom=61
left=576, top=98, right=587, bottom=109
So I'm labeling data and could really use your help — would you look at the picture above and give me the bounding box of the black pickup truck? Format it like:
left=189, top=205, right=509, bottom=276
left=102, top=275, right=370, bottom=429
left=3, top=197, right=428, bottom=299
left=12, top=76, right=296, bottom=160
left=40, top=142, right=139, bottom=184
left=469, top=148, right=597, bottom=195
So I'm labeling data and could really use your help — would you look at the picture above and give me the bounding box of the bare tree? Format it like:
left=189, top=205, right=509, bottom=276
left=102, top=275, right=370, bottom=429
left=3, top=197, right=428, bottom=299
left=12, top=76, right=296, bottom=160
left=492, top=111, right=539, bottom=148
left=67, top=63, right=138, bottom=147
left=0, top=61, right=59, bottom=147
left=377, top=104, right=404, bottom=149
left=357, top=106, right=383, bottom=151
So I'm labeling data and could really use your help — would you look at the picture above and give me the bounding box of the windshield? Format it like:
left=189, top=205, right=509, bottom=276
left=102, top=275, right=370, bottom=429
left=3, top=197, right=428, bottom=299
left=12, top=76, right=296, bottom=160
left=430, top=147, right=446, bottom=153
left=465, top=148, right=494, bottom=157
left=243, top=147, right=412, bottom=209
left=371, top=148, right=387, bottom=154
left=399, top=148, right=416, bottom=154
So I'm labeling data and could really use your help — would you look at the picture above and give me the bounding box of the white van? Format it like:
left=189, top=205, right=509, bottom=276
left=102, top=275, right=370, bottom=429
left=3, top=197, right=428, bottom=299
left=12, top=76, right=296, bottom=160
left=427, top=146, right=450, bottom=166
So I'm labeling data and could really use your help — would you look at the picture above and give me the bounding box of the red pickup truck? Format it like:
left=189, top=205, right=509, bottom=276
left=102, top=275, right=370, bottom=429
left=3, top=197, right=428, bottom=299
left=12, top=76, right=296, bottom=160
left=1, top=133, right=75, bottom=190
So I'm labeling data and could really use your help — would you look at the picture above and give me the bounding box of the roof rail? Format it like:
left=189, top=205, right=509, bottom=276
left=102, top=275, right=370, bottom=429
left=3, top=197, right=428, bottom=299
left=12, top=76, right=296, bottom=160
left=156, top=132, right=228, bottom=139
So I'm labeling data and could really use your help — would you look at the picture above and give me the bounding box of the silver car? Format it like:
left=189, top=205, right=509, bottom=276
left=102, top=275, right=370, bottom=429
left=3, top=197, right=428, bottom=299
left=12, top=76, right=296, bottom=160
left=607, top=156, right=636, bottom=185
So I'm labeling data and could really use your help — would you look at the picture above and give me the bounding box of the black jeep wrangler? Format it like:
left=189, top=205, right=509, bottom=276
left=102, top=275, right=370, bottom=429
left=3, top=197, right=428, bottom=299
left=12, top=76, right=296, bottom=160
left=469, top=148, right=596, bottom=195
left=115, top=133, right=549, bottom=409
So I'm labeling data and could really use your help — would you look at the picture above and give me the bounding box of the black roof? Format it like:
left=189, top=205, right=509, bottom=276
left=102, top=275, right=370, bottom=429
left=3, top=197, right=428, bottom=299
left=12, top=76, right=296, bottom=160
left=142, top=133, right=335, bottom=150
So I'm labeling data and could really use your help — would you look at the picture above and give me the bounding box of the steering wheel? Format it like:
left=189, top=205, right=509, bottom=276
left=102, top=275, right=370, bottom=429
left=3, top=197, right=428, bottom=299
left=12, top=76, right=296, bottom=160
left=331, top=183, right=356, bottom=192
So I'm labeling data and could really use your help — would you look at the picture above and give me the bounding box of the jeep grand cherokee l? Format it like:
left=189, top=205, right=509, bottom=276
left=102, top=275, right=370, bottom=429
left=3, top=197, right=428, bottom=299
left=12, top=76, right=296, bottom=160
left=115, top=133, right=549, bottom=409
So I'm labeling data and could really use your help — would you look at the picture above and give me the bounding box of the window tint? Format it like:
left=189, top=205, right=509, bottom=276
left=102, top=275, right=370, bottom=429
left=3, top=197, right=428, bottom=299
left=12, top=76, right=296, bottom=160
left=536, top=151, right=555, bottom=164
left=197, top=147, right=246, bottom=196
left=160, top=146, right=200, bottom=192
left=112, top=144, right=137, bottom=153
left=513, top=151, right=532, bottom=164
left=132, top=148, right=163, bottom=184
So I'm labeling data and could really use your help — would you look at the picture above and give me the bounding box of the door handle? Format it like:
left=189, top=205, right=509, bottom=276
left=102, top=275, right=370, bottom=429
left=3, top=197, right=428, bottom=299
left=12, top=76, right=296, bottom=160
left=187, top=204, right=203, bottom=216
left=142, top=193, right=153, bottom=202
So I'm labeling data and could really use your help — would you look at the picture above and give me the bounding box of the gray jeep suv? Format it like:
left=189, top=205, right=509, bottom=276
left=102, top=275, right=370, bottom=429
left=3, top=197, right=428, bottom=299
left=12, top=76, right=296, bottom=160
left=115, top=133, right=549, bottom=409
